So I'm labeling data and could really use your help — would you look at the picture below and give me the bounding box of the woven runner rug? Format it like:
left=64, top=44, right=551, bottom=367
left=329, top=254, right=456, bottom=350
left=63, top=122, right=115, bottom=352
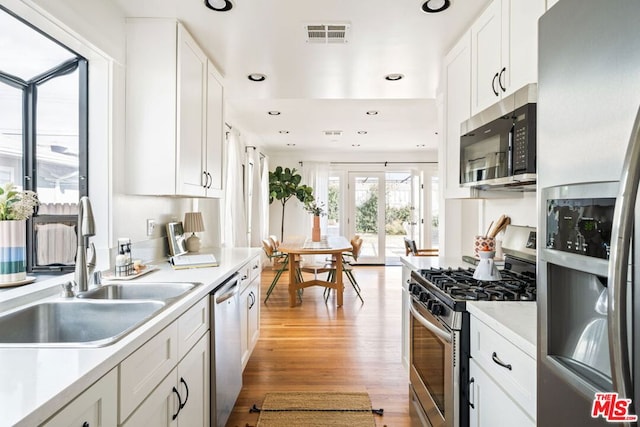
left=255, top=391, right=377, bottom=427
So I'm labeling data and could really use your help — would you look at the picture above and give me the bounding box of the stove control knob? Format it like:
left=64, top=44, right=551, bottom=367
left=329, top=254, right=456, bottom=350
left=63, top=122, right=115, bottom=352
left=426, top=299, right=435, bottom=310
left=419, top=292, right=430, bottom=303
left=431, top=302, right=444, bottom=316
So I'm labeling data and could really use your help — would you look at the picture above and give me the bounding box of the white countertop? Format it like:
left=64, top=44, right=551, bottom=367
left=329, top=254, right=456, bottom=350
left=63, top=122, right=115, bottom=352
left=0, top=247, right=260, bottom=427
left=466, top=301, right=537, bottom=359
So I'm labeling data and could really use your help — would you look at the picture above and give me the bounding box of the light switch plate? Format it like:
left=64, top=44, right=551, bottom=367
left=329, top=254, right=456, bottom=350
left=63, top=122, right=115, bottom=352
left=146, top=219, right=156, bottom=236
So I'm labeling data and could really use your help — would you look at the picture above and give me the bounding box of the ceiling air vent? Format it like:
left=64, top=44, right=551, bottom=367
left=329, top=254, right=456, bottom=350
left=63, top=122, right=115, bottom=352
left=324, top=130, right=343, bottom=137
left=304, top=23, right=350, bottom=44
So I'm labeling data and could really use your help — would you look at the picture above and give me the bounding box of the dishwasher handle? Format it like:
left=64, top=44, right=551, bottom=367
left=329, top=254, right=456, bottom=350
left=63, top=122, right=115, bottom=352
left=214, top=273, right=240, bottom=304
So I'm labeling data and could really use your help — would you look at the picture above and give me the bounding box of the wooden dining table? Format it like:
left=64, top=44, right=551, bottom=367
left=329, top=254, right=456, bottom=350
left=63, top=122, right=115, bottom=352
left=278, top=236, right=353, bottom=307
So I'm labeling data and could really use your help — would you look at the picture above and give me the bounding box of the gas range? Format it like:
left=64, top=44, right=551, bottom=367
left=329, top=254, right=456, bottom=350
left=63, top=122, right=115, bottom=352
left=409, top=241, right=536, bottom=331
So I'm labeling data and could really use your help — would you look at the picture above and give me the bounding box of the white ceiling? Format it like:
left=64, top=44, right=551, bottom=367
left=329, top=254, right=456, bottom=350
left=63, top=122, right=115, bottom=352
left=113, top=0, right=491, bottom=153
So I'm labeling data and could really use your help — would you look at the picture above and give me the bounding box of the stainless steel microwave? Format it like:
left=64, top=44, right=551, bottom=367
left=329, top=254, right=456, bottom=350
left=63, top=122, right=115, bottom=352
left=459, top=83, right=537, bottom=190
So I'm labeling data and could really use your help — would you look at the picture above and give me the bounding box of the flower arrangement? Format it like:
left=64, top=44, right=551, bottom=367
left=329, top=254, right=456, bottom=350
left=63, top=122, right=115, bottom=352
left=0, top=183, right=38, bottom=221
left=304, top=200, right=326, bottom=217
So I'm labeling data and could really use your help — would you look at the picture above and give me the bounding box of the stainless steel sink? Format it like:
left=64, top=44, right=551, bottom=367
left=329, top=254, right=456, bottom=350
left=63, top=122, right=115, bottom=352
left=76, top=282, right=198, bottom=301
left=0, top=300, right=165, bottom=347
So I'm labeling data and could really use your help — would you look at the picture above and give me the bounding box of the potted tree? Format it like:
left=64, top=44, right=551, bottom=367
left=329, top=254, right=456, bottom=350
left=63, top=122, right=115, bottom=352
left=268, top=166, right=314, bottom=241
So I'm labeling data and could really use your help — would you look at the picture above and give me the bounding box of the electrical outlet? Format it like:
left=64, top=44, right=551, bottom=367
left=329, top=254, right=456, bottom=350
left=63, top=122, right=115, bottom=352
left=146, top=219, right=156, bottom=236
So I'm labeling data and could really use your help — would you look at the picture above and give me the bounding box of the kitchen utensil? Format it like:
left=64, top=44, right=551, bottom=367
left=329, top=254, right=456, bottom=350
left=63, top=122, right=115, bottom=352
left=485, top=221, right=494, bottom=238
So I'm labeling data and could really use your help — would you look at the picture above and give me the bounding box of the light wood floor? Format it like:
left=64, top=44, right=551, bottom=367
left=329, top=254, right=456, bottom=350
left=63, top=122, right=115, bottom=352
left=225, top=264, right=411, bottom=427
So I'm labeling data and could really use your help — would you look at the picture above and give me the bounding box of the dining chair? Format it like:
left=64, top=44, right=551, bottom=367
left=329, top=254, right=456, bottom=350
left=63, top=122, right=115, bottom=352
left=324, top=236, right=364, bottom=303
left=404, top=237, right=439, bottom=257
left=262, top=239, right=290, bottom=302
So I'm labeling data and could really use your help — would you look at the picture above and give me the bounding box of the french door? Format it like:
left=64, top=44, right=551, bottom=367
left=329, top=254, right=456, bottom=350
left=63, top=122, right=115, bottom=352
left=345, top=171, right=422, bottom=264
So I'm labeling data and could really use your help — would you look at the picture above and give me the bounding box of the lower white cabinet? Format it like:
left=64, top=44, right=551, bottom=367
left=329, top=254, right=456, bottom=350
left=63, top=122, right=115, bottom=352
left=120, top=297, right=210, bottom=426
left=240, top=256, right=261, bottom=370
left=469, top=359, right=534, bottom=427
left=401, top=263, right=411, bottom=371
left=42, top=369, right=118, bottom=427
left=121, top=332, right=210, bottom=427
left=468, top=314, right=536, bottom=426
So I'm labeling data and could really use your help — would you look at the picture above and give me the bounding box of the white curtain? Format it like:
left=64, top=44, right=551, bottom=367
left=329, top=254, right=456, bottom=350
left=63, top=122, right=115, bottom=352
left=255, top=154, right=269, bottom=246
left=302, top=161, right=330, bottom=234
left=222, top=129, right=248, bottom=247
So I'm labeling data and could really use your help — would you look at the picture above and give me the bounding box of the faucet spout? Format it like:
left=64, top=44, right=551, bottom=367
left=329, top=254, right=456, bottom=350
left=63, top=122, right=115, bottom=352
left=74, top=196, right=95, bottom=292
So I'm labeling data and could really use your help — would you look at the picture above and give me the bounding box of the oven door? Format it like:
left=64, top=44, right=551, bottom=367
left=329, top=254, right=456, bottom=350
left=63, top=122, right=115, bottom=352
left=409, top=300, right=456, bottom=427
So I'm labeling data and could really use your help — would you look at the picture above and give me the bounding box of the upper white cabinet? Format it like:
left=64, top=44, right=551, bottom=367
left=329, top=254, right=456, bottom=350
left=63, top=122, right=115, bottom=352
left=125, top=19, right=224, bottom=198
left=470, top=0, right=545, bottom=115
left=441, top=31, right=474, bottom=199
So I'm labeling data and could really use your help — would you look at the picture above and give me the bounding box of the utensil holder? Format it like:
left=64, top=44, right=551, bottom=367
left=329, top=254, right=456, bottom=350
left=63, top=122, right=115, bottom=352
left=474, top=236, right=496, bottom=257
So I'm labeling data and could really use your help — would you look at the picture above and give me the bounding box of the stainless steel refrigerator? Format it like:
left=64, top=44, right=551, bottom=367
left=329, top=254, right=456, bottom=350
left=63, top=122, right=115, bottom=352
left=538, top=1, right=640, bottom=426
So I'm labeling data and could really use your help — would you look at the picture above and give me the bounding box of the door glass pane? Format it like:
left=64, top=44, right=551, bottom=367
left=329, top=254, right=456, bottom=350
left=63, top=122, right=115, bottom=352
left=327, top=175, right=340, bottom=237
left=355, top=175, right=379, bottom=259
left=385, top=172, right=412, bottom=263
left=0, top=81, right=22, bottom=185
left=431, top=176, right=439, bottom=248
left=35, top=69, right=80, bottom=205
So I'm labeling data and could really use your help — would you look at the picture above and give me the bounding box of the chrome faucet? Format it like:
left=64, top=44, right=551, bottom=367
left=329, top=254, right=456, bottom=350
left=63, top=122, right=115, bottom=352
left=74, top=196, right=96, bottom=292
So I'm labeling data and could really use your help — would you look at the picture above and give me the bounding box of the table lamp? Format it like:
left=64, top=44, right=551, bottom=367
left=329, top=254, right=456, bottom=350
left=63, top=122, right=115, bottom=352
left=183, top=212, right=205, bottom=252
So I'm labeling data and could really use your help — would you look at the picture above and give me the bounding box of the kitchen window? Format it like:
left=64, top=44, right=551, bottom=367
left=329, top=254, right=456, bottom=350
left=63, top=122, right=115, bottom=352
left=0, top=6, right=88, bottom=273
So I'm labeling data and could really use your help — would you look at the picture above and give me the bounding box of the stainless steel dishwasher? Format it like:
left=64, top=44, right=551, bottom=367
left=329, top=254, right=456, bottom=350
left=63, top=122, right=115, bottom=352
left=210, top=273, right=242, bottom=427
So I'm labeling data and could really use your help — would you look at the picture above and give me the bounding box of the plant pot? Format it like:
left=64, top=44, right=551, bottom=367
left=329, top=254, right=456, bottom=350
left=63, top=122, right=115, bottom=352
left=0, top=220, right=27, bottom=284
left=312, top=215, right=321, bottom=242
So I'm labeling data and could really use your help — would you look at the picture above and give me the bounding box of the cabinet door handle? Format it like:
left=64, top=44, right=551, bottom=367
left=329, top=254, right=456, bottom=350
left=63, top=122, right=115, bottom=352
left=82, top=422, right=90, bottom=427
left=248, top=291, right=255, bottom=309
left=491, top=351, right=512, bottom=370
left=207, top=172, right=213, bottom=189
left=492, top=72, right=499, bottom=96
left=468, top=377, right=475, bottom=409
left=498, top=67, right=506, bottom=92
left=180, top=377, right=189, bottom=409
left=202, top=171, right=208, bottom=188
left=172, top=386, right=183, bottom=420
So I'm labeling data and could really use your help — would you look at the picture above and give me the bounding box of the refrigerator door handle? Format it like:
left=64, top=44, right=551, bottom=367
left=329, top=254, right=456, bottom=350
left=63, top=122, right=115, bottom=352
left=608, top=105, right=640, bottom=413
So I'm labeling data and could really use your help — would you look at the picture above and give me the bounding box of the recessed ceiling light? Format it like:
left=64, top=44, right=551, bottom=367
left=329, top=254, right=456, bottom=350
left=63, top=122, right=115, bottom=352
left=279, top=130, right=289, bottom=134
left=366, top=110, right=378, bottom=116
left=351, top=144, right=361, bottom=147
left=247, top=73, right=266, bottom=82
left=384, top=73, right=404, bottom=81
left=357, top=131, right=368, bottom=135
left=268, top=111, right=281, bottom=116
left=286, top=143, right=296, bottom=147
left=422, top=0, right=450, bottom=13
left=416, top=144, right=426, bottom=148
left=204, top=0, right=233, bottom=12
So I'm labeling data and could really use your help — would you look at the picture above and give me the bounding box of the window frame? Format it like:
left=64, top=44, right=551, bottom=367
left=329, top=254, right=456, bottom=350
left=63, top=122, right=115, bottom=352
left=0, top=5, right=88, bottom=274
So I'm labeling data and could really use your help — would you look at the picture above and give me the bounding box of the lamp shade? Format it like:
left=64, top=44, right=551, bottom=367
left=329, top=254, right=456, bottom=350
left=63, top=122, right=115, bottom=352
left=183, top=212, right=205, bottom=233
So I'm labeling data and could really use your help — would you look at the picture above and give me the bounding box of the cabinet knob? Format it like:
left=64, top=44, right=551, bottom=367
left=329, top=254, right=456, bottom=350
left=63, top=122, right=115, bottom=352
left=492, top=72, right=500, bottom=96
left=498, top=67, right=506, bottom=92
left=82, top=422, right=90, bottom=427
left=491, top=351, right=512, bottom=370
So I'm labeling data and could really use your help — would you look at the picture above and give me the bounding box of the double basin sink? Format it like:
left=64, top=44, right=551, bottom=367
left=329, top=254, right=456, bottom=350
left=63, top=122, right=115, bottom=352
left=0, top=282, right=200, bottom=347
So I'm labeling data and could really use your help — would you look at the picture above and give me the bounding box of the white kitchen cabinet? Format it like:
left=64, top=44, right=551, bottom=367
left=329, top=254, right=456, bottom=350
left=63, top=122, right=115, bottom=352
left=470, top=0, right=545, bottom=115
left=469, top=359, right=534, bottom=427
left=441, top=30, right=474, bottom=199
left=120, top=296, right=210, bottom=425
left=42, top=369, right=117, bottom=427
left=125, top=18, right=223, bottom=198
left=468, top=314, right=536, bottom=426
left=121, top=333, right=210, bottom=427
left=240, top=255, right=261, bottom=369
left=205, top=60, right=224, bottom=198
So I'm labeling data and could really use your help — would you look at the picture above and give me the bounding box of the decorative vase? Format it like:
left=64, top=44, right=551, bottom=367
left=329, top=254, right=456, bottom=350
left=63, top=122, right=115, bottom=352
left=311, top=215, right=321, bottom=242
left=0, top=220, right=27, bottom=284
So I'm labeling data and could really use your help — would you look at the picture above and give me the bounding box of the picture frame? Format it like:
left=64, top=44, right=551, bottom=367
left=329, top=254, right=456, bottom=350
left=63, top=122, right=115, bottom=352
left=166, top=222, right=187, bottom=256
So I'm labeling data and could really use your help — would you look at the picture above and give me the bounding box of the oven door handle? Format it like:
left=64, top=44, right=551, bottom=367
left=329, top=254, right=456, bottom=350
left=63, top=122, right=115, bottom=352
left=409, top=303, right=452, bottom=343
